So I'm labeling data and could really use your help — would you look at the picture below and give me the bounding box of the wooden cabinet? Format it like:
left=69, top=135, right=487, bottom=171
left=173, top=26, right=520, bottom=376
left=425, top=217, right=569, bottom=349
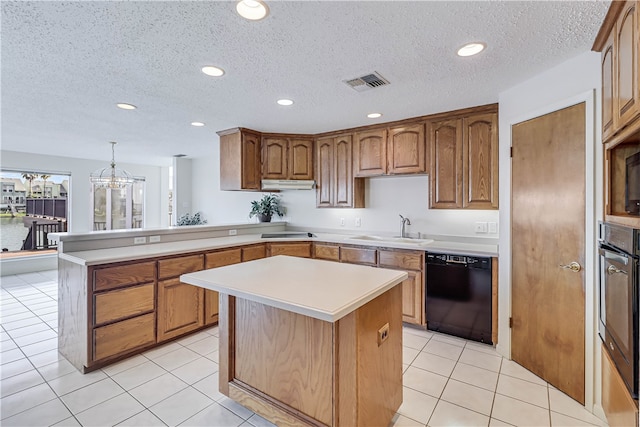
left=242, top=244, right=267, bottom=261
left=602, top=344, right=638, bottom=426
left=314, top=243, right=340, bottom=261
left=205, top=249, right=242, bottom=325
left=428, top=111, right=498, bottom=209
left=387, top=123, right=427, bottom=174
left=218, top=128, right=262, bottom=190
left=602, top=28, right=616, bottom=141
left=615, top=1, right=640, bottom=132
left=94, top=313, right=156, bottom=362
left=316, top=134, right=364, bottom=208
left=268, top=242, right=312, bottom=258
left=354, top=129, right=387, bottom=176
left=378, top=249, right=425, bottom=325
left=340, top=246, right=377, bottom=266
left=157, top=254, right=205, bottom=342
left=262, top=137, right=314, bottom=180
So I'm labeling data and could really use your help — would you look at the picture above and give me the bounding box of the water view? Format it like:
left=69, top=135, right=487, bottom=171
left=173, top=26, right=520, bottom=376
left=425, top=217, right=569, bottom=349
left=1, top=217, right=28, bottom=251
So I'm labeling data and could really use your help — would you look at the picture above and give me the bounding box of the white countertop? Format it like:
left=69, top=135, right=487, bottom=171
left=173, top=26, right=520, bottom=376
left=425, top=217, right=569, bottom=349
left=180, top=255, right=407, bottom=322
left=58, top=232, right=498, bottom=266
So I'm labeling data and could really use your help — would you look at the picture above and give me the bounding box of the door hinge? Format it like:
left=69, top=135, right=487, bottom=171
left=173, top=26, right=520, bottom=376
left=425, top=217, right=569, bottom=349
left=509, top=317, right=513, bottom=328
left=510, top=147, right=513, bottom=158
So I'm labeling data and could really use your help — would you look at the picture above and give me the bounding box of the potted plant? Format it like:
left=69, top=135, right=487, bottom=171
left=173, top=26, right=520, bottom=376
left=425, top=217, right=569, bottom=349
left=249, top=194, right=285, bottom=222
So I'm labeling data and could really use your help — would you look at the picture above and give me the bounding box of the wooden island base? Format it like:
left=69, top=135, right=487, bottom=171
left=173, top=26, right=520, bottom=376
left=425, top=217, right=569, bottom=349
left=218, top=285, right=403, bottom=427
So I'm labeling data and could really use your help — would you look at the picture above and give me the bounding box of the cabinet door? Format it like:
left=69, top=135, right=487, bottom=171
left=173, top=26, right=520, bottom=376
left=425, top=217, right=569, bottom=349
left=205, top=249, right=242, bottom=325
left=268, top=242, right=312, bottom=258
left=336, top=135, right=357, bottom=207
left=603, top=28, right=616, bottom=141
left=93, top=313, right=156, bottom=362
left=401, top=271, right=423, bottom=325
left=262, top=138, right=288, bottom=179
left=602, top=344, right=639, bottom=426
left=243, top=244, right=267, bottom=261
left=242, top=131, right=262, bottom=190
left=314, top=243, right=340, bottom=261
left=428, top=119, right=463, bottom=208
left=340, top=246, right=377, bottom=266
left=387, top=124, right=426, bottom=174
left=316, top=137, right=335, bottom=207
left=157, top=278, right=205, bottom=342
left=158, top=254, right=204, bottom=280
left=615, top=1, right=640, bottom=129
left=463, top=113, right=499, bottom=209
left=289, top=139, right=314, bottom=180
left=354, top=129, right=387, bottom=176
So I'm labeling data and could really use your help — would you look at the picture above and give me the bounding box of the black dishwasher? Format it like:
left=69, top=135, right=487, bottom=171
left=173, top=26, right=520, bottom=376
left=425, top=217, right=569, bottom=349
left=426, top=253, right=492, bottom=344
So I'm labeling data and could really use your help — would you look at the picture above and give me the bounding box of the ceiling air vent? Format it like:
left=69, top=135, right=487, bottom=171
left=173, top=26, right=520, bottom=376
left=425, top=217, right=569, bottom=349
left=343, top=72, right=390, bottom=92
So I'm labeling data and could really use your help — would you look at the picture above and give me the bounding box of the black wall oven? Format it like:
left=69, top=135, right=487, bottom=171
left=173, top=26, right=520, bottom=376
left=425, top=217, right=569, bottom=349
left=598, top=222, right=640, bottom=397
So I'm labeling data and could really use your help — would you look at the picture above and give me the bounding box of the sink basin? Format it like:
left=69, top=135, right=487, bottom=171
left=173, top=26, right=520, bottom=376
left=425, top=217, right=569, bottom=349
left=346, top=235, right=434, bottom=247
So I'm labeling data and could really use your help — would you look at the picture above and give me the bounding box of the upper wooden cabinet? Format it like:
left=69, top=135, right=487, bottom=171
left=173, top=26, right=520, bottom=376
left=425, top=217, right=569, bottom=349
left=316, top=134, right=364, bottom=208
left=218, top=128, right=262, bottom=191
left=387, top=124, right=427, bottom=174
left=595, top=1, right=640, bottom=142
left=428, top=111, right=498, bottom=209
left=262, top=137, right=314, bottom=180
left=354, top=129, right=388, bottom=176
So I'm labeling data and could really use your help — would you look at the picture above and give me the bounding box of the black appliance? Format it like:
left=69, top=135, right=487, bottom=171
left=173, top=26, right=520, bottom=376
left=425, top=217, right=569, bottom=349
left=426, top=253, right=492, bottom=344
left=598, top=222, right=640, bottom=397
left=261, top=232, right=315, bottom=238
left=626, top=152, right=640, bottom=215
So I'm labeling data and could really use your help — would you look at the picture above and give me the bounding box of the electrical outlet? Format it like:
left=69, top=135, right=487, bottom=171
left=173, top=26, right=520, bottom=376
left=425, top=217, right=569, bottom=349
left=488, top=222, right=497, bottom=234
left=355, top=217, right=361, bottom=227
left=149, top=235, right=161, bottom=243
left=340, top=218, right=345, bottom=227
left=377, top=323, right=390, bottom=346
left=133, top=236, right=146, bottom=244
left=228, top=229, right=237, bottom=236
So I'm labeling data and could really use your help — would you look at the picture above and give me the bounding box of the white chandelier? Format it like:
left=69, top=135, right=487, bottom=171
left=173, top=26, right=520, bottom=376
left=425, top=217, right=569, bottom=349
left=90, top=141, right=134, bottom=188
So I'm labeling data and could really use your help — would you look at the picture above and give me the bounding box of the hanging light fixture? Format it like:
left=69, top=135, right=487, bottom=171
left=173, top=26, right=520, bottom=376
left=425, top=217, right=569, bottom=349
left=90, top=142, right=135, bottom=188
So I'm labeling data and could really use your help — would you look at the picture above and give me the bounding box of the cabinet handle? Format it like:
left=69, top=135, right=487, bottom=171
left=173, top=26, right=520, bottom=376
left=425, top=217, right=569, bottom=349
left=559, top=261, right=581, bottom=272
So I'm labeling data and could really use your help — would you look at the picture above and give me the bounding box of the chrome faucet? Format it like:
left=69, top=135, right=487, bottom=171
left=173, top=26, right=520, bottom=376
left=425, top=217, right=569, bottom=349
left=399, top=215, right=411, bottom=238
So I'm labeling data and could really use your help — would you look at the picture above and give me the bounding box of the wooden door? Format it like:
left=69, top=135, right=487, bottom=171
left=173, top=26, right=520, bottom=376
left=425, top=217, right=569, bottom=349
left=511, top=102, right=586, bottom=404
left=354, top=129, right=387, bottom=176
left=335, top=135, right=355, bottom=207
left=262, top=138, right=288, bottom=179
left=387, top=124, right=426, bottom=174
left=401, top=271, right=423, bottom=325
left=316, top=137, right=334, bottom=207
left=428, top=119, right=463, bottom=208
left=289, top=139, right=314, bottom=180
left=615, top=1, right=639, bottom=129
left=157, top=278, right=205, bottom=342
left=463, top=113, right=499, bottom=209
left=241, top=131, right=261, bottom=190
left=204, top=249, right=242, bottom=325
left=602, top=28, right=616, bottom=141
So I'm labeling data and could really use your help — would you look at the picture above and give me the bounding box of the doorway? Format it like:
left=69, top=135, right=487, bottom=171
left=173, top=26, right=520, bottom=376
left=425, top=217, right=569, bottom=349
left=511, top=102, right=586, bottom=404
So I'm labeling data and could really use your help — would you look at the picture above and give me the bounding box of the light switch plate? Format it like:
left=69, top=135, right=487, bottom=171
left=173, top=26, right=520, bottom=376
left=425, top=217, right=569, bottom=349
left=474, top=222, right=488, bottom=233
left=228, top=229, right=237, bottom=236
left=488, top=222, right=497, bottom=234
left=149, top=235, right=161, bottom=243
left=340, top=218, right=345, bottom=227
left=133, top=237, right=146, bottom=244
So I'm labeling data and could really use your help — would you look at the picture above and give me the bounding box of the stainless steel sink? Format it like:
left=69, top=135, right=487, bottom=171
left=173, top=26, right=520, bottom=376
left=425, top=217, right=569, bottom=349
left=346, top=235, right=434, bottom=247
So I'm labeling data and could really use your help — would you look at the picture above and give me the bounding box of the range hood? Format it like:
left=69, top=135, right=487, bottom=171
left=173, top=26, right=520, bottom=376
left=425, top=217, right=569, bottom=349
left=261, top=180, right=315, bottom=190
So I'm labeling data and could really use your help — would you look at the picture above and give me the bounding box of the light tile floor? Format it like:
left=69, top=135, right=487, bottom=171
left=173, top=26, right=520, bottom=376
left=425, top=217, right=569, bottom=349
left=0, top=270, right=609, bottom=427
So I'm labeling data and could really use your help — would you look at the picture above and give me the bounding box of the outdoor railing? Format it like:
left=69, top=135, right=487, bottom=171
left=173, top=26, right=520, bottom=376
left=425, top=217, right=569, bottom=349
left=21, top=219, right=67, bottom=250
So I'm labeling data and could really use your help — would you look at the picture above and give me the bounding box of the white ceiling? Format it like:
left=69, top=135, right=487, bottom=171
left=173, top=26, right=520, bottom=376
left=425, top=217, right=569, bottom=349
left=1, top=1, right=610, bottom=166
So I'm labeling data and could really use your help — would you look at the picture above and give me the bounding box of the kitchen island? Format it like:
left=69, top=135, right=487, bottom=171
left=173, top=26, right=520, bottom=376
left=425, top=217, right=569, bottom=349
left=181, top=255, right=407, bottom=427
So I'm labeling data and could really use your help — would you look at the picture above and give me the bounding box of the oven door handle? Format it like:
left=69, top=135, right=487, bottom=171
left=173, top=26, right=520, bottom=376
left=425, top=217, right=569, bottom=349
left=599, top=243, right=631, bottom=266
left=607, top=264, right=628, bottom=275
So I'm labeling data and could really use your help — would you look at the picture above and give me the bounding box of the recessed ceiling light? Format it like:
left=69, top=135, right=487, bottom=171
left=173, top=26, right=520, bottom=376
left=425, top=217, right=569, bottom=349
left=277, top=99, right=294, bottom=106
left=201, top=66, right=225, bottom=77
left=367, top=113, right=382, bottom=119
left=116, top=103, right=137, bottom=110
left=236, top=0, right=269, bottom=21
left=457, top=42, right=486, bottom=57
left=191, top=122, right=205, bottom=127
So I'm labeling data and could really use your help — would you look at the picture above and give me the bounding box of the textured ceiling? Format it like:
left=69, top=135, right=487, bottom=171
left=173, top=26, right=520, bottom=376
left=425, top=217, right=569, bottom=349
left=1, top=1, right=610, bottom=166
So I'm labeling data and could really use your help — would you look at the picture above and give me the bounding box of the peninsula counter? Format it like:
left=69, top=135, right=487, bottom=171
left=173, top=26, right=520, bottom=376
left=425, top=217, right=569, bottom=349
left=181, top=255, right=408, bottom=427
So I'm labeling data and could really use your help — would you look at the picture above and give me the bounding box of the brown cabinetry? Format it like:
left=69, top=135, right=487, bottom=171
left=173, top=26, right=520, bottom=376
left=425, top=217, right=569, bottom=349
left=340, top=245, right=377, bottom=266
left=242, top=244, right=267, bottom=261
left=387, top=123, right=427, bottom=174
left=615, top=1, right=640, bottom=133
left=262, top=137, right=314, bottom=180
left=218, top=128, right=262, bottom=190
left=428, top=111, right=498, bottom=209
left=602, top=344, right=638, bottom=426
left=354, top=129, right=388, bottom=176
left=314, top=243, right=340, bottom=261
left=378, top=249, right=424, bottom=325
left=316, top=134, right=364, bottom=208
left=204, top=249, right=242, bottom=325
left=157, top=254, right=205, bottom=342
left=268, top=242, right=312, bottom=258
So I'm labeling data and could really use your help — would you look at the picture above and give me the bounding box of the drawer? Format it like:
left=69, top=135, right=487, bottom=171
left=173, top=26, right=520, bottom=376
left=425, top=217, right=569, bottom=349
left=94, top=284, right=155, bottom=326
left=341, top=246, right=377, bottom=266
left=93, top=313, right=155, bottom=362
left=379, top=250, right=424, bottom=271
left=242, top=244, right=267, bottom=262
left=206, top=248, right=241, bottom=269
left=314, top=243, right=340, bottom=261
left=94, top=261, right=155, bottom=292
left=269, top=243, right=312, bottom=258
left=158, top=254, right=204, bottom=279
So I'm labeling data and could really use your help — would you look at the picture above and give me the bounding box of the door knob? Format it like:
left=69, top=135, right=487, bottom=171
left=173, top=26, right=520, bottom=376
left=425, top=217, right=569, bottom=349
left=607, top=265, right=627, bottom=275
left=559, top=261, right=581, bottom=272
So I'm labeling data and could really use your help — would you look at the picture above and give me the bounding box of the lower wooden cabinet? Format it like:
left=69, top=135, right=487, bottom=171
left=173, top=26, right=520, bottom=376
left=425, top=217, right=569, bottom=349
left=157, top=278, right=205, bottom=342
left=94, top=284, right=154, bottom=326
left=400, top=271, right=423, bottom=325
left=268, top=242, right=312, bottom=258
left=93, top=313, right=155, bottom=362
left=602, top=344, right=639, bottom=426
left=204, top=248, right=243, bottom=325
left=341, top=246, right=377, bottom=266
left=242, top=244, right=267, bottom=261
left=314, top=243, right=340, bottom=261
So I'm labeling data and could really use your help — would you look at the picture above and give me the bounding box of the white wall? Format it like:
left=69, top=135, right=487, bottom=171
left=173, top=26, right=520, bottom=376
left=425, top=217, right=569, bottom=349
left=192, top=153, right=499, bottom=238
left=1, top=150, right=167, bottom=232
left=497, top=50, right=603, bottom=414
